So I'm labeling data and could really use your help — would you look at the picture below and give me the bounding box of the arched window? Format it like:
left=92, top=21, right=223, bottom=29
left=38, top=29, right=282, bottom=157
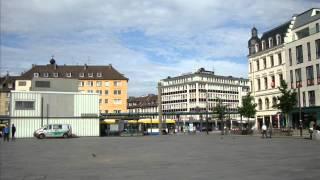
left=272, top=97, right=277, bottom=108
left=276, top=34, right=281, bottom=45
left=258, top=99, right=263, bottom=110
left=261, top=40, right=266, bottom=50
left=255, top=43, right=259, bottom=53
left=268, top=38, right=273, bottom=48
left=265, top=98, right=270, bottom=109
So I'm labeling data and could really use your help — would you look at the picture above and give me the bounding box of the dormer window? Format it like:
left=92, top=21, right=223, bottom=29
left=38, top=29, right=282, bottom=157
left=261, top=40, right=266, bottom=50
left=43, top=73, right=49, bottom=77
left=276, top=34, right=281, bottom=45
left=66, top=72, right=72, bottom=78
left=255, top=44, right=259, bottom=53
left=88, top=73, right=93, bottom=77
left=34, top=73, right=39, bottom=77
left=79, top=73, right=84, bottom=78
left=268, top=38, right=273, bottom=48
left=97, top=72, right=102, bottom=77
left=53, top=73, right=58, bottom=77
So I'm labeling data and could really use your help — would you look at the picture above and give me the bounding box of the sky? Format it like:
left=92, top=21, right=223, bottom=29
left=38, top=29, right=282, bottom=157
left=1, top=0, right=319, bottom=96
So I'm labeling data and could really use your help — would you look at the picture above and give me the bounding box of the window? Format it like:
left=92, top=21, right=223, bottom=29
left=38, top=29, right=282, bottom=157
left=302, top=92, right=306, bottom=107
left=295, top=68, right=302, bottom=87
left=79, top=73, right=84, bottom=77
left=276, top=34, right=281, bottom=45
left=307, top=42, right=311, bottom=61
left=270, top=56, right=274, bottom=67
left=86, top=81, right=93, bottom=87
left=35, top=81, right=50, bottom=88
left=97, top=72, right=102, bottom=77
left=105, top=110, right=108, bottom=113
left=256, top=60, right=260, bottom=71
left=88, top=73, right=93, bottom=77
left=308, top=91, right=315, bottom=106
left=15, top=101, right=34, bottom=110
left=272, top=97, right=277, bottom=107
left=271, top=76, right=275, bottom=88
left=296, top=45, right=303, bottom=64
left=264, top=77, right=268, bottom=89
left=114, top=81, right=121, bottom=87
left=53, top=73, right=58, bottom=77
left=268, top=38, right=273, bottom=48
left=316, top=23, right=319, bottom=33
left=262, top=41, right=266, bottom=50
left=105, top=90, right=109, bottom=95
left=96, top=90, right=102, bottom=95
left=43, top=73, right=49, bottom=77
left=316, top=39, right=320, bottom=59
left=34, top=73, right=39, bottom=77
left=289, top=48, right=292, bottom=66
left=113, top=99, right=122, bottom=104
left=79, top=81, right=84, bottom=87
left=306, top=66, right=314, bottom=86
left=290, top=70, right=294, bottom=88
left=258, top=99, right=262, bottom=110
left=249, top=63, right=252, bottom=73
left=105, top=99, right=108, bottom=104
left=66, top=72, right=72, bottom=77
left=278, top=53, right=282, bottom=65
left=257, top=79, right=261, bottom=91
left=114, top=90, right=121, bottom=95
left=53, top=124, right=62, bottom=130
left=105, top=81, right=110, bottom=87
left=317, top=64, right=320, bottom=84
left=96, top=81, right=102, bottom=87
left=114, top=110, right=121, bottom=113
left=87, top=90, right=93, bottom=93
left=265, top=98, right=269, bottom=109
left=18, top=81, right=26, bottom=86
left=99, top=99, right=102, bottom=104
left=263, top=58, right=266, bottom=69
left=255, top=44, right=259, bottom=53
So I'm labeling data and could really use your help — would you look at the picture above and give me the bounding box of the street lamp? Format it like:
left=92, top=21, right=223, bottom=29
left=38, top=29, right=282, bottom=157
left=206, top=90, right=209, bottom=135
left=298, top=85, right=302, bottom=137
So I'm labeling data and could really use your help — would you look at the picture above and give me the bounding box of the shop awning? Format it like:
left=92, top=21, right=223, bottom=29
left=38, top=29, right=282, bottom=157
left=138, top=119, right=175, bottom=124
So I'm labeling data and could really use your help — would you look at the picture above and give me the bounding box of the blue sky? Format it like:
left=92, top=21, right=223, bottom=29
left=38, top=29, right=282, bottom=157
left=1, top=0, right=319, bottom=96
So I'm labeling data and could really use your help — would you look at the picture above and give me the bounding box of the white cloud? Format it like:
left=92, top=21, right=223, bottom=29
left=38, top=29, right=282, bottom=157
left=1, top=0, right=319, bottom=96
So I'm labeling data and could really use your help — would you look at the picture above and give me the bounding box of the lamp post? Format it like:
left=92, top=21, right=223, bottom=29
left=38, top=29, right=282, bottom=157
left=298, top=85, right=302, bottom=137
left=206, top=90, right=209, bottom=135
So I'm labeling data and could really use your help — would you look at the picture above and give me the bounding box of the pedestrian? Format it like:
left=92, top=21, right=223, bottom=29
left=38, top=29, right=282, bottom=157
left=12, top=124, right=16, bottom=141
left=261, top=123, right=267, bottom=138
left=3, top=124, right=10, bottom=142
left=309, top=121, right=315, bottom=140
left=267, top=126, right=272, bottom=138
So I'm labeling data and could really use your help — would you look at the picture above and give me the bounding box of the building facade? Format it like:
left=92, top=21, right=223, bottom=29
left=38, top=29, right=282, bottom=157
left=285, top=8, right=320, bottom=128
left=158, top=68, right=249, bottom=130
left=0, top=75, right=20, bottom=117
left=128, top=94, right=158, bottom=118
left=248, top=8, right=320, bottom=129
left=20, top=58, right=128, bottom=114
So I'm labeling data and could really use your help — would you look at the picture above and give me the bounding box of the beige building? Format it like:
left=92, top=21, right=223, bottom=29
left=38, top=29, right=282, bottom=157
left=20, top=58, right=129, bottom=113
left=0, top=75, right=19, bottom=116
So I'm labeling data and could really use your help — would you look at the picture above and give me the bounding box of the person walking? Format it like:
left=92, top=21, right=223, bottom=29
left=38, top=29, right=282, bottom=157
left=12, top=124, right=16, bottom=141
left=261, top=123, right=267, bottom=138
left=3, top=124, right=10, bottom=142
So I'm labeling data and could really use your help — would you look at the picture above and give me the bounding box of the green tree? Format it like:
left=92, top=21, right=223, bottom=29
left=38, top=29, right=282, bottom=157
left=214, top=99, right=226, bottom=135
left=273, top=80, right=297, bottom=128
left=238, top=92, right=257, bottom=130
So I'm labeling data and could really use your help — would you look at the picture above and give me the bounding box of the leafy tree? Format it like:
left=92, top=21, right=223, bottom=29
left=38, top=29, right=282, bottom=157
left=238, top=93, right=257, bottom=130
left=214, top=98, right=226, bottom=134
left=273, top=80, right=297, bottom=128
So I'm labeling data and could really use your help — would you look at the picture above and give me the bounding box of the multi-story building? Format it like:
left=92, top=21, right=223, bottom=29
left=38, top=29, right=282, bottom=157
left=20, top=58, right=128, bottom=114
left=248, top=8, right=320, bottom=129
left=0, top=74, right=20, bottom=117
left=158, top=68, right=249, bottom=130
left=285, top=8, right=320, bottom=128
left=248, top=23, right=289, bottom=129
left=128, top=94, right=158, bottom=118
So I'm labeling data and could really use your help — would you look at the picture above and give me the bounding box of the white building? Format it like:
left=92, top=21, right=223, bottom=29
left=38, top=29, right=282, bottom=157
left=158, top=68, right=249, bottom=130
left=285, top=8, right=320, bottom=128
left=248, top=8, right=320, bottom=129
left=9, top=78, right=100, bottom=138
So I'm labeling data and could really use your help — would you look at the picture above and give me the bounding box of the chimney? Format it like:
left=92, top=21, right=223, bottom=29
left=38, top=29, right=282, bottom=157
left=84, top=64, right=88, bottom=70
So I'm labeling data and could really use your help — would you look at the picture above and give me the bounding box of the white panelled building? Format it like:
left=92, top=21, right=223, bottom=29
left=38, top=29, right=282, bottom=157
left=158, top=68, right=249, bottom=130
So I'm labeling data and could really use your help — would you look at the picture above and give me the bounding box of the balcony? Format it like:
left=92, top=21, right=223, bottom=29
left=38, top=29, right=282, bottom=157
left=307, top=79, right=314, bottom=86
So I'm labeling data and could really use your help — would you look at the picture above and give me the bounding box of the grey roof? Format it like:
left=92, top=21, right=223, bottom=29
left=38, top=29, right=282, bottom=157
left=293, top=8, right=320, bottom=29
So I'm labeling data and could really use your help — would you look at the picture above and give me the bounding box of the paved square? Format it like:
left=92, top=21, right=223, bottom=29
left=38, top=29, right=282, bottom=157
left=1, top=135, right=320, bottom=180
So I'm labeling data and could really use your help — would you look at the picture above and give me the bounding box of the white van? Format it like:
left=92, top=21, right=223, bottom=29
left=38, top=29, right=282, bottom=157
left=34, top=124, right=72, bottom=139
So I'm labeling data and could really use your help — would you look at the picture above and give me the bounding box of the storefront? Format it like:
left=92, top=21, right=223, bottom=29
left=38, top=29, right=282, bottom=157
left=290, top=106, right=320, bottom=129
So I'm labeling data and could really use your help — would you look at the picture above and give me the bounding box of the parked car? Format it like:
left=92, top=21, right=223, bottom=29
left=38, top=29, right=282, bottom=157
left=34, top=124, right=72, bottom=139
